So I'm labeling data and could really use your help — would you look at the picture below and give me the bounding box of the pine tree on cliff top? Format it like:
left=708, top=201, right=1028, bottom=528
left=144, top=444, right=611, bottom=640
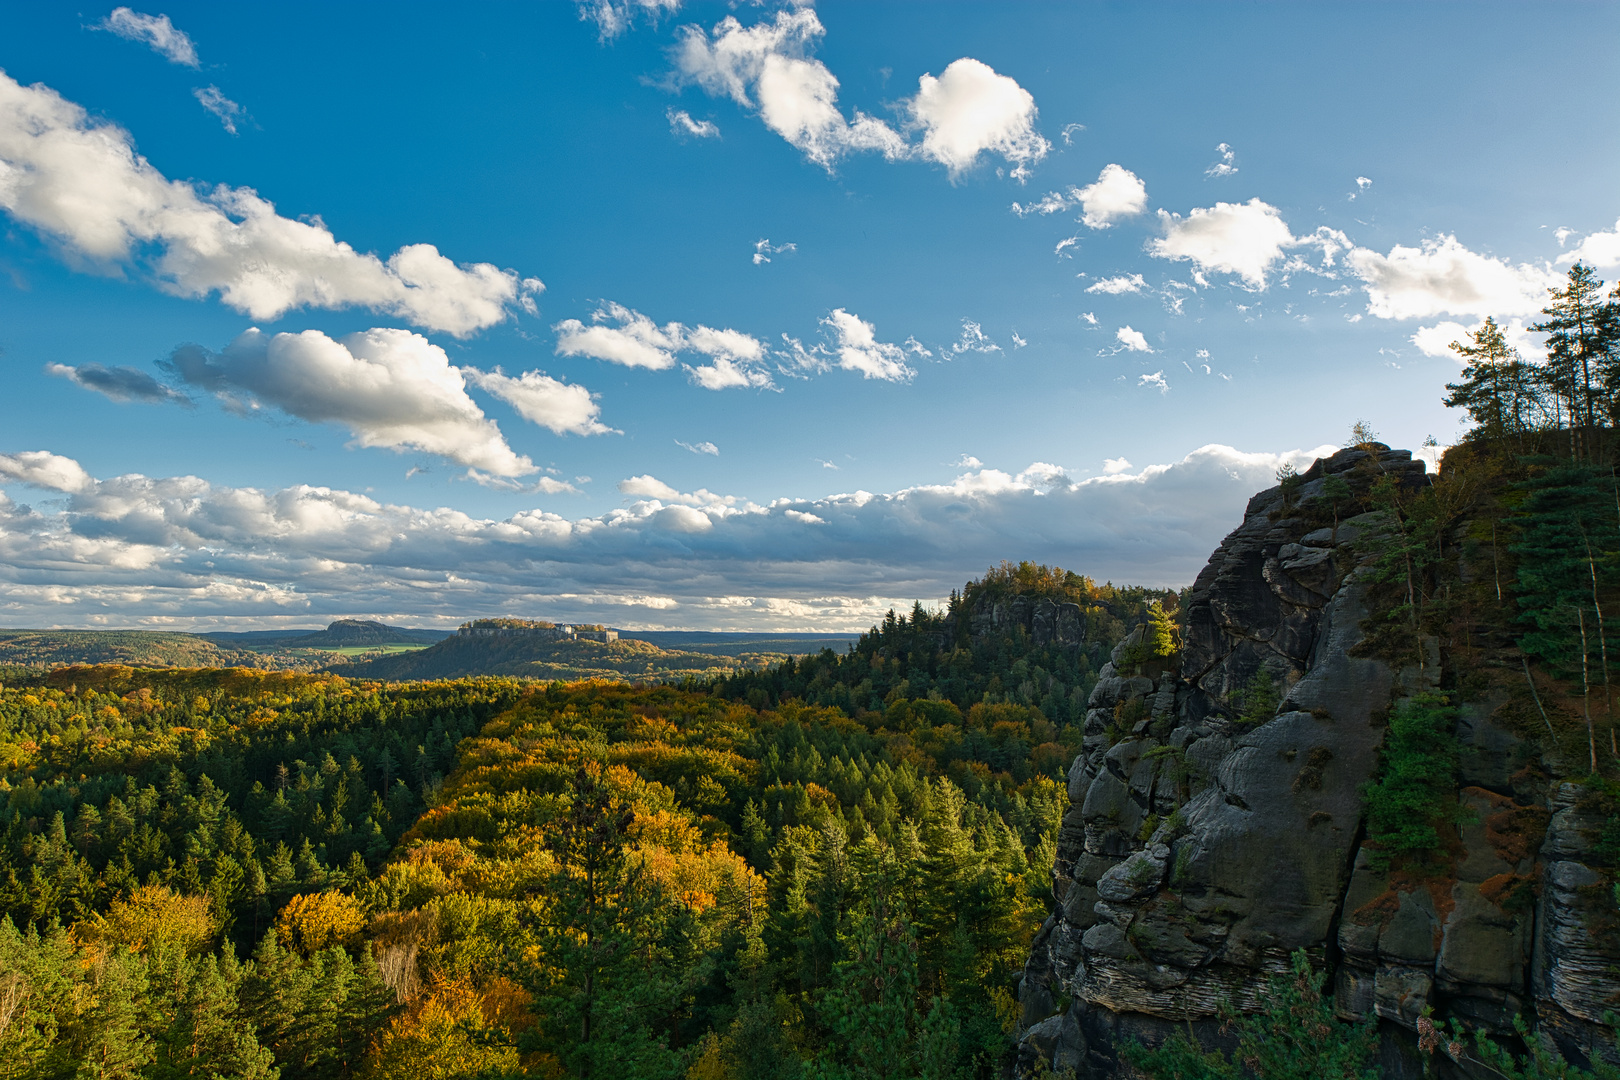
left=1445, top=316, right=1535, bottom=444
left=1534, top=263, right=1611, bottom=434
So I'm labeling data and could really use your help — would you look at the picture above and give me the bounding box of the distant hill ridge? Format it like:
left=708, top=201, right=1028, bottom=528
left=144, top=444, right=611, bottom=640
left=0, top=629, right=317, bottom=671
left=334, top=631, right=770, bottom=682
left=294, top=619, right=444, bottom=646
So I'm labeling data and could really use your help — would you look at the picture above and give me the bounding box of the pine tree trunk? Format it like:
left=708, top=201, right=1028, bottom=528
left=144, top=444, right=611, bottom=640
left=1579, top=607, right=1597, bottom=773
left=1586, top=542, right=1612, bottom=731
left=1491, top=520, right=1502, bottom=603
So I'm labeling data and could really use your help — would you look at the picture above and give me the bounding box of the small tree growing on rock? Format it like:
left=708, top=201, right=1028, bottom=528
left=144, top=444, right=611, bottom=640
left=1321, top=473, right=1354, bottom=544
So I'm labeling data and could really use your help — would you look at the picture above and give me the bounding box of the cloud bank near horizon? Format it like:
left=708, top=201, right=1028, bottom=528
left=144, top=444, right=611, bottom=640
left=0, top=442, right=1333, bottom=632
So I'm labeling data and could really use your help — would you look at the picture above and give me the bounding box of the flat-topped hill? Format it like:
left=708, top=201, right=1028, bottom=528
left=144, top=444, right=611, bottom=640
left=291, top=619, right=446, bottom=647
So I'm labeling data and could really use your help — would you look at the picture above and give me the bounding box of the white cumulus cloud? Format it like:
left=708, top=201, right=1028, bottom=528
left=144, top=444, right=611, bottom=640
left=0, top=450, right=96, bottom=493
left=1077, top=164, right=1147, bottom=228
left=555, top=303, right=682, bottom=370
left=687, top=356, right=775, bottom=390
left=672, top=10, right=1043, bottom=180
left=676, top=440, right=720, bottom=456
left=1566, top=218, right=1620, bottom=269
left=165, top=327, right=535, bottom=477
left=1346, top=234, right=1560, bottom=321
left=464, top=368, right=616, bottom=437
left=554, top=301, right=771, bottom=388
left=1150, top=198, right=1296, bottom=289
left=821, top=309, right=915, bottom=381
left=905, top=57, right=1049, bottom=180
left=0, top=72, right=537, bottom=336
left=1138, top=370, right=1169, bottom=393
left=1116, top=326, right=1153, bottom=352
left=673, top=8, right=906, bottom=170
left=98, top=7, right=198, bottom=66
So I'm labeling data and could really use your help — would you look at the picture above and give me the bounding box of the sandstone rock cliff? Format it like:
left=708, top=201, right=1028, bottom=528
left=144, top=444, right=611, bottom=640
left=1016, top=445, right=1620, bottom=1077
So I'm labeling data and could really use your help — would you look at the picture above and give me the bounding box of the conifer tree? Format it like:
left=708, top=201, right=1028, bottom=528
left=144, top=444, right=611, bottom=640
left=1513, top=464, right=1620, bottom=771
left=809, top=886, right=957, bottom=1080
left=522, top=766, right=685, bottom=1080
left=1445, top=316, right=1532, bottom=443
left=1534, top=263, right=1611, bottom=447
left=69, top=948, right=155, bottom=1080
left=1320, top=473, right=1353, bottom=543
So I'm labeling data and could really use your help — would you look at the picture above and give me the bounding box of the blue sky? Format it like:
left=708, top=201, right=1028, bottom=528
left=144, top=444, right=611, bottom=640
left=1, top=1, right=1617, bottom=630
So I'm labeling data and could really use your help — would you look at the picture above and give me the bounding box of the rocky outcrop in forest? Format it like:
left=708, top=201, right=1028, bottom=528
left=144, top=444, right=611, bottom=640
left=1016, top=444, right=1620, bottom=1077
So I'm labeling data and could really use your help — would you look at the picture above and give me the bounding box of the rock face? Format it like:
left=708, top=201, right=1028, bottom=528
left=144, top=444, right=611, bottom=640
left=969, top=595, right=1088, bottom=650
left=1017, top=445, right=1620, bottom=1076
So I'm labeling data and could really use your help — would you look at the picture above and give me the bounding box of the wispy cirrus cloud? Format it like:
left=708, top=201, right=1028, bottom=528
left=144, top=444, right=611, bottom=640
left=1086, top=273, right=1148, bottom=295
left=753, top=238, right=796, bottom=264
left=96, top=7, right=198, bottom=66
left=666, top=107, right=719, bottom=138
left=950, top=320, right=1001, bottom=355
left=193, top=86, right=246, bottom=134
left=1204, top=142, right=1237, bottom=178
left=578, top=0, right=681, bottom=40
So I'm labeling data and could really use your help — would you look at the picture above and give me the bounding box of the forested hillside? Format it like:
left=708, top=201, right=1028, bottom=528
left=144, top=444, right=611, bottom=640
left=0, top=630, right=321, bottom=672
left=712, top=563, right=1178, bottom=725
left=0, top=563, right=1161, bottom=1078
left=335, top=633, right=779, bottom=683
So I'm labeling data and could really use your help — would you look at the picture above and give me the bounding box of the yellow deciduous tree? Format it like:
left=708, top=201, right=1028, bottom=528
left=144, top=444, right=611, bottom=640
left=276, top=891, right=367, bottom=956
